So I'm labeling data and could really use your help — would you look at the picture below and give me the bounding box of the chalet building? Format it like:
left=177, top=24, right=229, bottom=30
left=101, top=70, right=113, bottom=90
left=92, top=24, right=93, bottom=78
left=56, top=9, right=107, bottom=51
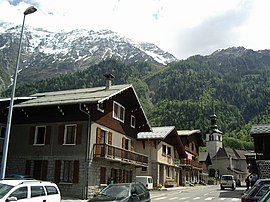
left=136, top=126, right=187, bottom=188
left=199, top=152, right=212, bottom=184
left=0, top=74, right=151, bottom=199
left=249, top=124, right=270, bottom=178
left=177, top=130, right=204, bottom=185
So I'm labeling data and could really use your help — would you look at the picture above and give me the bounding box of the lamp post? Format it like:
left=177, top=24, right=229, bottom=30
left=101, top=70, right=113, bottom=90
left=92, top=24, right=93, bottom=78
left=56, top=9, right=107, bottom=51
left=0, top=6, right=37, bottom=179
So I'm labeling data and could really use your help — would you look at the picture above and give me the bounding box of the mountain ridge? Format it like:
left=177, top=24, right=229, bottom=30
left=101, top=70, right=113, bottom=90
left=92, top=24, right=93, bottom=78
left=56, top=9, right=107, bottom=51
left=0, top=26, right=177, bottom=92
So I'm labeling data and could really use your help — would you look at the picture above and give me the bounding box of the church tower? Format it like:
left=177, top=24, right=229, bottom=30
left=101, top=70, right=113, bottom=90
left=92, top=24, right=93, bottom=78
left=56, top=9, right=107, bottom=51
left=205, top=113, right=223, bottom=159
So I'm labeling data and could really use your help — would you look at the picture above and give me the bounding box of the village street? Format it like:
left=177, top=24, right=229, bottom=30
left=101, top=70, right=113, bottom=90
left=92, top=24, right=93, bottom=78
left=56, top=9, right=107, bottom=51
left=62, top=184, right=246, bottom=202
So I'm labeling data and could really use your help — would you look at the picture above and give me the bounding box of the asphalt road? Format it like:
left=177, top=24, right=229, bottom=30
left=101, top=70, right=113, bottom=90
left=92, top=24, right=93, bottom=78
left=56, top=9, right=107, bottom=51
left=61, top=184, right=246, bottom=201
left=150, top=185, right=246, bottom=202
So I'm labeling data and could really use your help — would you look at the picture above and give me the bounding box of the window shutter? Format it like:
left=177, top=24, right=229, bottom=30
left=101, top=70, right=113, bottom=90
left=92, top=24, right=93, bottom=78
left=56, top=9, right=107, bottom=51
left=29, top=126, right=35, bottom=145
left=58, top=125, right=64, bottom=145
left=76, top=124, right=82, bottom=145
left=108, top=132, right=112, bottom=155
left=121, top=137, right=126, bottom=159
left=95, top=127, right=101, bottom=155
left=73, top=160, right=79, bottom=183
left=42, top=160, right=48, bottom=181
left=25, top=160, right=31, bottom=175
left=45, top=126, right=51, bottom=145
left=54, top=160, right=61, bottom=183
left=122, top=137, right=126, bottom=149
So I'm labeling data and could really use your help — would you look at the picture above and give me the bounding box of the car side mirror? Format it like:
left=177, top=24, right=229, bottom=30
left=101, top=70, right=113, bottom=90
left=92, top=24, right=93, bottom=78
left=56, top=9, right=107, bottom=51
left=7, top=196, right=18, bottom=201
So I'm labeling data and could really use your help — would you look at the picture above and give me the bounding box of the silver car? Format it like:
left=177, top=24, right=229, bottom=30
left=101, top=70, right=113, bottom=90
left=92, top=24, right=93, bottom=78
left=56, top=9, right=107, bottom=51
left=220, top=175, right=236, bottom=190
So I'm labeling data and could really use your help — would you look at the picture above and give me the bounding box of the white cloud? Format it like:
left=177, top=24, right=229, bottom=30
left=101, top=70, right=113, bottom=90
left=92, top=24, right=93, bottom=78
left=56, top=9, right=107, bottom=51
left=1, top=0, right=270, bottom=59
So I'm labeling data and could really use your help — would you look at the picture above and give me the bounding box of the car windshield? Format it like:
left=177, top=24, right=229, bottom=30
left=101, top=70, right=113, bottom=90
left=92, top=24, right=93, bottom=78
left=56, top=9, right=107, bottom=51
left=222, top=176, right=232, bottom=180
left=99, top=184, right=129, bottom=197
left=0, top=183, right=13, bottom=198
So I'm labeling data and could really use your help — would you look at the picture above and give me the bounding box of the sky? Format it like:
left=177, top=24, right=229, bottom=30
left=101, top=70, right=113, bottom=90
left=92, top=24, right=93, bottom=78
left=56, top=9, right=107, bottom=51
left=1, top=0, right=270, bottom=59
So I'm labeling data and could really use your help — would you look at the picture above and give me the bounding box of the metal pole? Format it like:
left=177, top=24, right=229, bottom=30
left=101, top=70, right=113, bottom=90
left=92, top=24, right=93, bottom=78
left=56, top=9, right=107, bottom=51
left=0, top=6, right=36, bottom=179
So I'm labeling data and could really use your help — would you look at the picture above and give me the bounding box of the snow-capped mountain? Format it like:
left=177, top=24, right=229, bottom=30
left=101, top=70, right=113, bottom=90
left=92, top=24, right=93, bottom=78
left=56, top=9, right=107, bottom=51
left=0, top=26, right=177, bottom=92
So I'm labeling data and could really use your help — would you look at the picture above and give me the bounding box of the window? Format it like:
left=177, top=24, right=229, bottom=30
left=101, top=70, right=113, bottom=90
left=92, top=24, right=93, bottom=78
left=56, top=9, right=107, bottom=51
left=34, top=126, right=46, bottom=145
left=0, top=126, right=6, bottom=139
left=63, top=160, right=74, bottom=183
left=64, top=124, right=77, bottom=145
left=97, top=102, right=105, bottom=112
left=130, top=115, right=136, bottom=128
left=162, top=145, right=166, bottom=156
left=113, top=101, right=125, bottom=122
left=31, top=186, right=45, bottom=197
left=10, top=187, right=27, bottom=199
left=167, top=147, right=171, bottom=157
left=45, top=186, right=59, bottom=195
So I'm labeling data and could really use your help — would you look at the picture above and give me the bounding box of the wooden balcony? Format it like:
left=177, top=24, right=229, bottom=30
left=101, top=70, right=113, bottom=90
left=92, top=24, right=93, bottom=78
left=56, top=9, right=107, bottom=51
left=180, top=159, right=202, bottom=169
left=93, top=144, right=148, bottom=167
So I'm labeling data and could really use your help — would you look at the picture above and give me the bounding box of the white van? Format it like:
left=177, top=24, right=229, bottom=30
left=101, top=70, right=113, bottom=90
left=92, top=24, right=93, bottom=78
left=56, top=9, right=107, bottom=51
left=135, top=176, right=153, bottom=190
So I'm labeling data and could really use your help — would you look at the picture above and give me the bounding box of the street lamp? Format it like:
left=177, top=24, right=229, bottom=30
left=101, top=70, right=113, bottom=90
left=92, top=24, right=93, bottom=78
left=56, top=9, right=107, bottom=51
left=0, top=6, right=37, bottom=179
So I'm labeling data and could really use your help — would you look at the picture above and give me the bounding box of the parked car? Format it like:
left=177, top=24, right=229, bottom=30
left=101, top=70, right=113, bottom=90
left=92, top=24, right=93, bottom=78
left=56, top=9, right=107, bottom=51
left=241, top=183, right=270, bottom=202
left=258, top=187, right=270, bottom=202
left=0, top=179, right=61, bottom=202
left=253, top=179, right=270, bottom=187
left=220, top=175, right=236, bottom=190
left=88, top=182, right=151, bottom=202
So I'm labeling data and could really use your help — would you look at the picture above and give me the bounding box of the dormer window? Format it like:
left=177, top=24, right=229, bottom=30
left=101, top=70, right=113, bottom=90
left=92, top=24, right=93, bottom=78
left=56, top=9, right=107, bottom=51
left=0, top=126, right=6, bottom=139
left=97, top=102, right=105, bottom=113
left=131, top=115, right=136, bottom=128
left=113, top=101, right=125, bottom=123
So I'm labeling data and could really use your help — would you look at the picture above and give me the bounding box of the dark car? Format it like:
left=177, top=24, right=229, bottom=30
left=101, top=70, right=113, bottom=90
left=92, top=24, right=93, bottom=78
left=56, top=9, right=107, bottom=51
left=88, top=182, right=151, bottom=202
left=242, top=184, right=270, bottom=202
left=258, top=187, right=270, bottom=202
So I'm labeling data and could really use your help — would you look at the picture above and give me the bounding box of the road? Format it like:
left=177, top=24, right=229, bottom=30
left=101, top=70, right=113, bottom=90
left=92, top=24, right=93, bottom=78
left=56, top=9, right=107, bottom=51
left=150, top=185, right=246, bottom=202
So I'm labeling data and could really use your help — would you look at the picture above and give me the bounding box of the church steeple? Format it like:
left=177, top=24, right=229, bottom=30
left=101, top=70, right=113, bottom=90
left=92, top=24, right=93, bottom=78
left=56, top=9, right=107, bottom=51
left=205, top=105, right=223, bottom=159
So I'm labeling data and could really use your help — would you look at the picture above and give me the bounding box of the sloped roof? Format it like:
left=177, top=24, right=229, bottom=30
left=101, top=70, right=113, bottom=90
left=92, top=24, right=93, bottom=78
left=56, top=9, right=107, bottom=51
left=250, top=124, right=270, bottom=136
left=137, top=126, right=187, bottom=158
left=214, top=147, right=248, bottom=160
left=199, top=152, right=212, bottom=165
left=14, top=84, right=132, bottom=107
left=11, top=84, right=150, bottom=130
left=177, top=129, right=204, bottom=146
left=137, top=126, right=175, bottom=139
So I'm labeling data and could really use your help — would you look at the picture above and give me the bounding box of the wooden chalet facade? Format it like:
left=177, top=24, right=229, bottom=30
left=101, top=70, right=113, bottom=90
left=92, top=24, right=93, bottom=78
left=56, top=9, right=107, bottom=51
left=249, top=124, right=270, bottom=178
left=136, top=126, right=187, bottom=188
left=177, top=130, right=204, bottom=185
left=0, top=78, right=151, bottom=199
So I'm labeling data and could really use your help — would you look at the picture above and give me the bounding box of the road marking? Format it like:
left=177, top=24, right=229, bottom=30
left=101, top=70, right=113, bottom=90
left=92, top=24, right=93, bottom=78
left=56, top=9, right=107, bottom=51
left=205, top=197, right=214, bottom=200
left=155, top=197, right=167, bottom=200
left=193, top=197, right=201, bottom=200
left=220, top=198, right=226, bottom=200
left=180, top=197, right=190, bottom=200
left=169, top=197, right=178, bottom=200
left=204, top=193, right=209, bottom=196
left=232, top=198, right=240, bottom=201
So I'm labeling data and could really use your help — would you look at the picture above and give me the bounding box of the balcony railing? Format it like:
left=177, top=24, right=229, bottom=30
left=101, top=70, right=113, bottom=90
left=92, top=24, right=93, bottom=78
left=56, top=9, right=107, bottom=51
left=93, top=144, right=148, bottom=167
left=180, top=159, right=202, bottom=169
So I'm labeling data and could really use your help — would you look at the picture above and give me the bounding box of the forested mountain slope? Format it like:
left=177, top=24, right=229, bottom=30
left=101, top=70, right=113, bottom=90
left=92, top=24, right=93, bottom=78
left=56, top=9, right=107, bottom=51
left=3, top=47, right=270, bottom=150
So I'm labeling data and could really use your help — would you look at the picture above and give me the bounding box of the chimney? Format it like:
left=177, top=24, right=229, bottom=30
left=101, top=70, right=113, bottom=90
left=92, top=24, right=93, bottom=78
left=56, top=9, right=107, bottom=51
left=104, top=73, right=115, bottom=89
